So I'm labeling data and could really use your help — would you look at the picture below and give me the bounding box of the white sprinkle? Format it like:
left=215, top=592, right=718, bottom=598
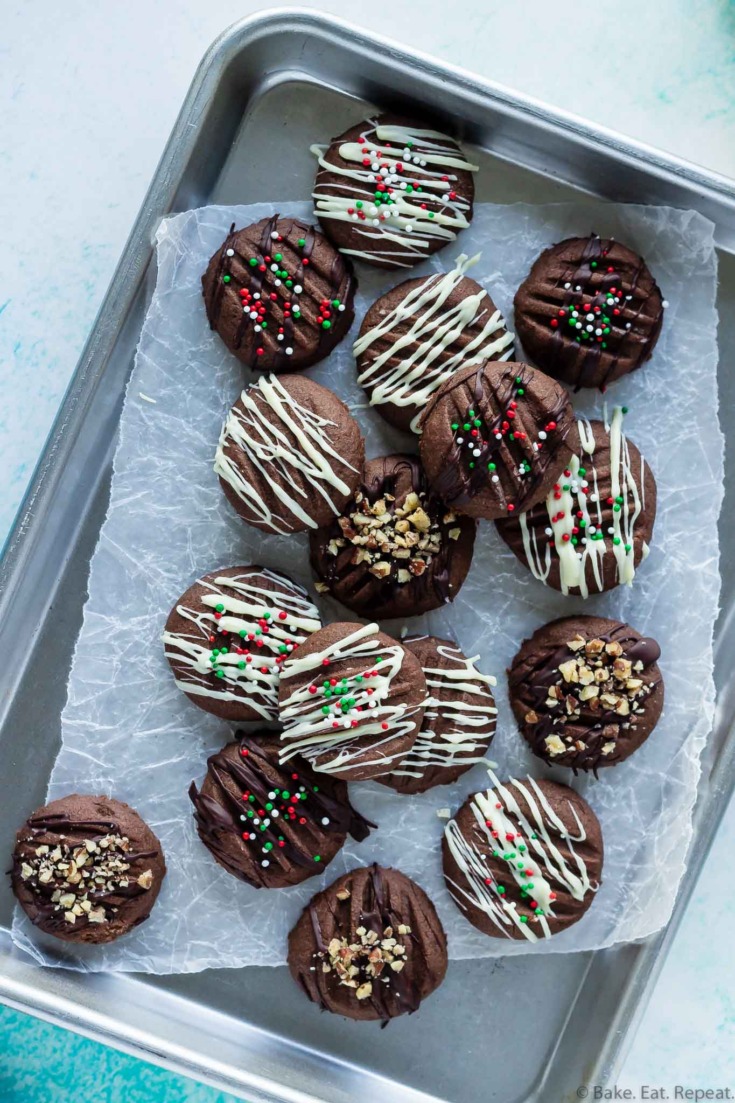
left=625, top=322, right=632, bottom=329
left=277, top=334, right=284, bottom=341
left=405, top=224, right=413, bottom=233
left=538, top=430, right=547, bottom=440
left=586, top=313, right=595, bottom=321
left=321, top=817, right=330, bottom=826
left=662, top=300, right=669, bottom=308
left=589, top=494, right=598, bottom=503
left=338, top=304, right=346, bottom=312
left=226, top=248, right=235, bottom=257
left=254, top=325, right=262, bottom=333
left=271, top=809, right=279, bottom=818
left=270, top=263, right=279, bottom=272
left=274, top=280, right=282, bottom=287
left=294, top=285, right=303, bottom=294
left=270, top=231, right=279, bottom=239
left=544, top=527, right=552, bottom=536
left=564, top=282, right=571, bottom=289
left=491, top=475, right=499, bottom=483
left=253, top=293, right=261, bottom=300
left=268, top=792, right=276, bottom=800
left=285, top=348, right=293, bottom=356
left=262, top=860, right=270, bottom=868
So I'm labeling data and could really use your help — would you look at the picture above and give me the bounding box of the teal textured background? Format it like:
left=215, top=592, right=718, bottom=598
left=0, top=1006, right=238, bottom=1103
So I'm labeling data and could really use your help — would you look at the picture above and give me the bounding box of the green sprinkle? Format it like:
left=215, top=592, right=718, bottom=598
left=376, top=656, right=383, bottom=664
left=497, top=886, right=506, bottom=895
left=463, top=422, right=471, bottom=431
left=285, top=280, right=293, bottom=289
left=613, top=536, right=621, bottom=546
left=625, top=543, right=632, bottom=552
left=313, top=855, right=321, bottom=862
left=332, top=299, right=341, bottom=307
left=222, top=275, right=231, bottom=284
left=356, top=201, right=363, bottom=209
left=519, top=916, right=528, bottom=924
left=622, top=405, right=629, bottom=414
left=488, top=462, right=496, bottom=471
left=265, top=803, right=273, bottom=811
left=264, top=842, right=273, bottom=851
left=451, top=422, right=458, bottom=431
left=216, top=670, right=225, bottom=679
left=322, top=320, right=332, bottom=329
left=469, top=409, right=475, bottom=417
left=215, top=603, right=224, bottom=613
left=516, top=387, right=525, bottom=396
left=238, top=661, right=245, bottom=669
left=297, top=238, right=306, bottom=247
left=578, top=467, right=586, bottom=476
left=239, top=629, right=247, bottom=638
left=249, top=258, right=257, bottom=266
left=274, top=253, right=282, bottom=262
left=469, top=462, right=475, bottom=469
left=590, top=261, right=598, bottom=268
left=321, top=705, right=330, bottom=715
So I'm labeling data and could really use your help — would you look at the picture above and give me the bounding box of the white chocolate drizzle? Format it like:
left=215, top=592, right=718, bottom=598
left=311, top=121, right=478, bottom=268
left=518, top=405, right=648, bottom=597
left=354, top=254, right=514, bottom=432
left=214, top=374, right=360, bottom=533
left=162, top=568, right=321, bottom=719
left=279, top=622, right=424, bottom=774
left=391, top=639, right=496, bottom=779
left=444, top=770, right=597, bottom=943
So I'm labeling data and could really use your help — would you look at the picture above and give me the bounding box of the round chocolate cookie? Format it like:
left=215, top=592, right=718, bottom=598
left=513, top=234, right=665, bottom=390
left=418, top=360, right=576, bottom=521
left=11, top=795, right=165, bottom=945
left=312, top=115, right=478, bottom=270
left=288, top=863, right=448, bottom=1021
left=278, top=621, right=426, bottom=781
left=379, top=635, right=497, bottom=795
left=202, top=214, right=356, bottom=372
left=508, top=616, right=664, bottom=772
left=495, top=408, right=656, bottom=596
left=443, top=774, right=603, bottom=942
left=214, top=373, right=365, bottom=535
left=189, top=732, right=372, bottom=889
left=162, top=565, right=322, bottom=723
left=309, top=454, right=475, bottom=620
left=354, top=254, right=514, bottom=434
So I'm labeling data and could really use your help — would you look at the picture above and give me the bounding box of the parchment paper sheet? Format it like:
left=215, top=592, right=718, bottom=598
left=12, top=199, right=721, bottom=972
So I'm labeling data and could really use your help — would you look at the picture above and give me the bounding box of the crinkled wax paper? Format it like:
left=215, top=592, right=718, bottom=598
left=12, top=200, right=721, bottom=973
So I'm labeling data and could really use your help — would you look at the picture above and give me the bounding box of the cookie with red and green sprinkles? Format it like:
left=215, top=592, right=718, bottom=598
left=495, top=408, right=657, bottom=597
left=189, top=731, right=372, bottom=889
left=202, top=214, right=356, bottom=372
left=278, top=621, right=426, bottom=782
left=162, top=566, right=322, bottom=723
left=418, top=360, right=576, bottom=521
left=513, top=234, right=666, bottom=390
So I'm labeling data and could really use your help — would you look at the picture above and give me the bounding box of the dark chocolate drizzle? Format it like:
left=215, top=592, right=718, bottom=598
left=548, top=235, right=664, bottom=392
left=189, top=732, right=373, bottom=888
left=11, top=812, right=159, bottom=934
left=314, top=454, right=467, bottom=613
left=307, top=863, right=424, bottom=1022
left=431, top=364, right=570, bottom=510
left=509, top=626, right=662, bottom=773
left=204, top=214, right=355, bottom=370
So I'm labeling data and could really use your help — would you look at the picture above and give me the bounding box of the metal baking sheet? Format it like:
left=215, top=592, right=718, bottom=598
left=1, top=10, right=734, bottom=1103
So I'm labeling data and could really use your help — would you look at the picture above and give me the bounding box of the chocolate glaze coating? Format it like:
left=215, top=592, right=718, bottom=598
left=216, top=374, right=365, bottom=536
left=443, top=777, right=603, bottom=941
left=513, top=235, right=664, bottom=390
left=378, top=635, right=496, bottom=794
left=278, top=621, right=426, bottom=782
left=355, top=270, right=513, bottom=434
left=163, top=565, right=322, bottom=723
left=313, top=115, right=476, bottom=270
left=309, top=454, right=475, bottom=620
left=11, top=795, right=165, bottom=945
left=418, top=360, right=575, bottom=521
left=495, top=417, right=657, bottom=596
left=508, top=616, right=664, bottom=772
left=189, top=732, right=373, bottom=889
left=288, top=863, right=448, bottom=1020
left=202, top=214, right=356, bottom=372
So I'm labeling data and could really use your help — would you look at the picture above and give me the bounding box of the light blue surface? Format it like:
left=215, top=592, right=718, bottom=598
left=1, top=1, right=735, bottom=1097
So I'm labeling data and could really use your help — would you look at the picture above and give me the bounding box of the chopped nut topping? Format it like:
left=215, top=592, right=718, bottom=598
left=335, top=888, right=351, bottom=901
left=325, top=481, right=450, bottom=586
left=523, top=635, right=657, bottom=761
left=313, top=919, right=412, bottom=1000
left=15, top=831, right=154, bottom=929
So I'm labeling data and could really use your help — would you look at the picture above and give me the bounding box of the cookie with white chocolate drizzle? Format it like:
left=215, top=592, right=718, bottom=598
left=312, top=115, right=477, bottom=270
left=202, top=214, right=356, bottom=372
left=214, top=374, right=364, bottom=535
left=495, top=407, right=656, bottom=596
left=508, top=616, right=663, bottom=772
left=354, top=253, right=514, bottom=433
left=163, top=566, right=322, bottom=722
left=278, top=621, right=426, bottom=782
left=442, top=771, right=603, bottom=942
left=379, top=635, right=497, bottom=794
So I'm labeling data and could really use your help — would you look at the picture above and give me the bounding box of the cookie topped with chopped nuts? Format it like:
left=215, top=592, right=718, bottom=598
left=308, top=453, right=476, bottom=619
left=287, top=863, right=448, bottom=1020
left=10, top=795, right=166, bottom=944
left=508, top=615, right=663, bottom=772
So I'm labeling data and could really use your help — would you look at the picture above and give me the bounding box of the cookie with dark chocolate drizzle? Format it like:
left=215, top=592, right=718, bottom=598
left=513, top=235, right=665, bottom=390
left=419, top=360, right=575, bottom=521
left=10, top=795, right=166, bottom=944
left=189, top=732, right=373, bottom=889
left=508, top=615, right=664, bottom=772
left=202, top=214, right=356, bottom=372
left=308, top=453, right=476, bottom=619
left=288, top=863, right=448, bottom=1021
